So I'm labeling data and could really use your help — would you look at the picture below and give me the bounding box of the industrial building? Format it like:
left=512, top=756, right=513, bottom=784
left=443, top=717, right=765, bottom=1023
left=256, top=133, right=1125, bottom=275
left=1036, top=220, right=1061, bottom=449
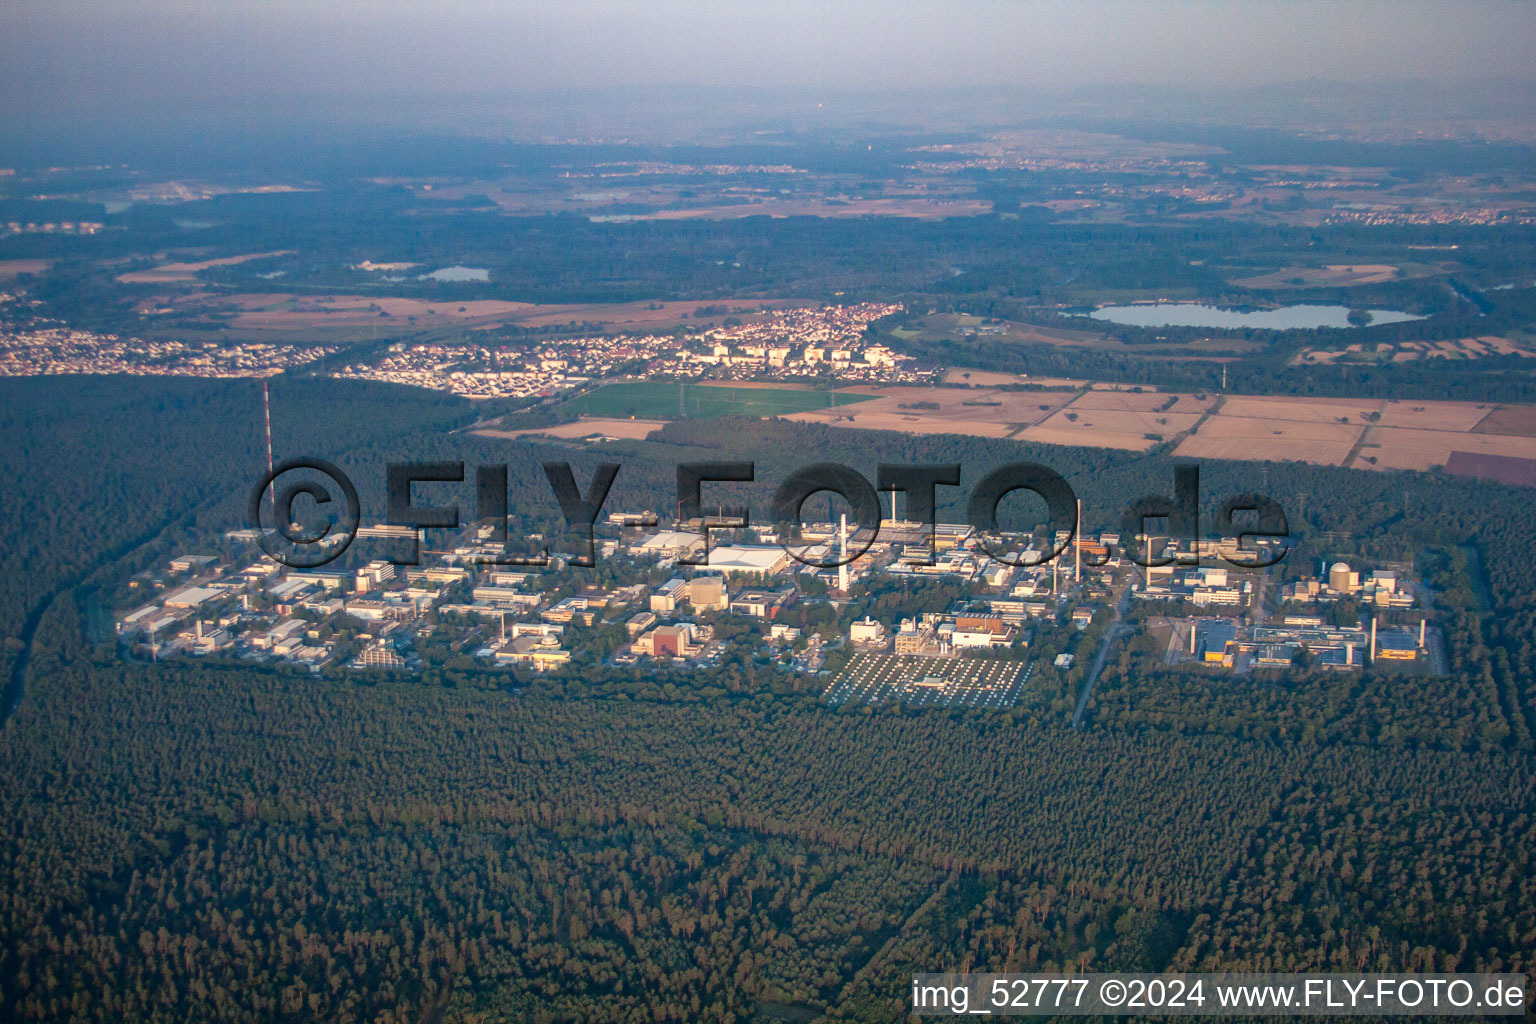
left=1195, top=619, right=1239, bottom=664
left=701, top=545, right=789, bottom=577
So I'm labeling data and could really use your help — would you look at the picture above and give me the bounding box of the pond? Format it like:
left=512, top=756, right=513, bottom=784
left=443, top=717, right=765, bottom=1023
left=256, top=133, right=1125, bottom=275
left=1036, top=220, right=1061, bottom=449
left=419, top=265, right=490, bottom=282
left=1075, top=303, right=1426, bottom=330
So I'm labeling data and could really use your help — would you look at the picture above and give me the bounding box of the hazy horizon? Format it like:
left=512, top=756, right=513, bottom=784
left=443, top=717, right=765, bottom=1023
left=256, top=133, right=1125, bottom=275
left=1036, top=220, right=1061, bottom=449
left=5, top=1, right=1535, bottom=122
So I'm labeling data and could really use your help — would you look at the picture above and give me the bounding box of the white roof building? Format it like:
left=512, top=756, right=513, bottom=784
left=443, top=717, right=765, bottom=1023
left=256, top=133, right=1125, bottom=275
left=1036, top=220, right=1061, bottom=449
left=703, top=545, right=788, bottom=575
left=163, top=586, right=223, bottom=609
left=636, top=531, right=705, bottom=557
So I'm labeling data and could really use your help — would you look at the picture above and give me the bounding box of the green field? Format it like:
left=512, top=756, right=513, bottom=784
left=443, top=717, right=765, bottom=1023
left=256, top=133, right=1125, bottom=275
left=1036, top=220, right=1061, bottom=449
left=564, top=381, right=874, bottom=419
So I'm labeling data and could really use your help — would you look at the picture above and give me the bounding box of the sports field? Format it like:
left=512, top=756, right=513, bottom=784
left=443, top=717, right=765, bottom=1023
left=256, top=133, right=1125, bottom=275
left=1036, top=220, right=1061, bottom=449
left=564, top=381, right=874, bottom=419
left=824, top=652, right=1030, bottom=709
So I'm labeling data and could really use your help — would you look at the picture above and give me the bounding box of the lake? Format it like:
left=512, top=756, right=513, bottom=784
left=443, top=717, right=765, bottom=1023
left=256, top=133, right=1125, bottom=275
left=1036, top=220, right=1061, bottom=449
left=420, top=265, right=490, bottom=282
left=1077, top=303, right=1426, bottom=330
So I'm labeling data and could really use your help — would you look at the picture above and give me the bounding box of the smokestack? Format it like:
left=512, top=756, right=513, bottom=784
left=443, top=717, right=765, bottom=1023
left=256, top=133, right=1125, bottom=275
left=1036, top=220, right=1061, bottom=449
left=1346, top=642, right=1353, bottom=666
left=1370, top=617, right=1378, bottom=663
left=1419, top=618, right=1426, bottom=648
left=1190, top=622, right=1197, bottom=655
left=1075, top=499, right=1082, bottom=583
left=196, top=619, right=202, bottom=640
left=839, top=513, right=850, bottom=593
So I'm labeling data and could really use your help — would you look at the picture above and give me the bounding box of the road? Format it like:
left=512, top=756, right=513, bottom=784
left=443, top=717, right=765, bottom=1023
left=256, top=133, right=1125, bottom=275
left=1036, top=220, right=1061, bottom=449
left=1250, top=571, right=1271, bottom=625
left=4, top=515, right=183, bottom=725
left=1425, top=625, right=1449, bottom=676
left=1072, top=580, right=1132, bottom=729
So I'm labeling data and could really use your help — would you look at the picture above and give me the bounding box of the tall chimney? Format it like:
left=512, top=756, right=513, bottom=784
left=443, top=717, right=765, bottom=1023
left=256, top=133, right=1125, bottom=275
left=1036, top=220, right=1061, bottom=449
left=1419, top=618, right=1426, bottom=648
left=1370, top=617, right=1378, bottom=663
left=1075, top=499, right=1082, bottom=583
left=839, top=513, right=850, bottom=593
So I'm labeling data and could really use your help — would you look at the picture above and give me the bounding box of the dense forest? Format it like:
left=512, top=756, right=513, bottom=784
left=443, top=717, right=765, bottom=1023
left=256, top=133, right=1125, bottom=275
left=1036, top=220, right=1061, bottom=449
left=1, top=375, right=1534, bottom=1020
left=3, top=655, right=1530, bottom=1021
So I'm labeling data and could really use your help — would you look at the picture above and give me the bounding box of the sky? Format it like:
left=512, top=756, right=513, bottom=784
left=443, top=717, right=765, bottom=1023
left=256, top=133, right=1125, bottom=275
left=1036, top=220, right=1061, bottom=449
left=3, top=1, right=1534, bottom=122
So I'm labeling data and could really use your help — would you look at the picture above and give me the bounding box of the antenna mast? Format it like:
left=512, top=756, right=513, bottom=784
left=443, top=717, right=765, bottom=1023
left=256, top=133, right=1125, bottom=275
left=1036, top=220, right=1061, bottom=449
left=263, top=379, right=275, bottom=514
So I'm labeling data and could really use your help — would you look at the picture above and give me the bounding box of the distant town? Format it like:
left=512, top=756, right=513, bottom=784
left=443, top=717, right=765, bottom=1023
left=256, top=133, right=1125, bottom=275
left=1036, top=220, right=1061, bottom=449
left=0, top=300, right=922, bottom=393
left=0, top=322, right=335, bottom=378
left=332, top=303, right=918, bottom=398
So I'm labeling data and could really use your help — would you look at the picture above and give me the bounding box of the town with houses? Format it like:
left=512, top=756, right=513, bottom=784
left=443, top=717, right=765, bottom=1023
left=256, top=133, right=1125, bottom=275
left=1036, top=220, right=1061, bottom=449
left=0, top=323, right=337, bottom=378
left=0, top=283, right=337, bottom=378
left=0, top=301, right=923, bottom=392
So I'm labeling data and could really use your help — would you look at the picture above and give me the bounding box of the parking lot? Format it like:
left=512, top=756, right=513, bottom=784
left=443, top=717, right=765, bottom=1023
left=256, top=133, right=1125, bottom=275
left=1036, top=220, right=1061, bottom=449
left=823, top=652, right=1031, bottom=708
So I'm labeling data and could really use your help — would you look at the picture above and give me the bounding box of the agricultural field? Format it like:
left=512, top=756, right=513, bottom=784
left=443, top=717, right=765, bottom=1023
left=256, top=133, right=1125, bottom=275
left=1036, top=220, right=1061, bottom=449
left=785, top=382, right=1536, bottom=479
left=0, top=259, right=52, bottom=281
left=1230, top=263, right=1405, bottom=288
left=790, top=384, right=1215, bottom=451
left=823, top=652, right=1030, bottom=709
left=943, top=368, right=1026, bottom=386
left=943, top=368, right=1091, bottom=388
left=1172, top=397, right=1369, bottom=466
left=474, top=418, right=668, bottom=442
left=1442, top=451, right=1536, bottom=486
left=897, top=313, right=1115, bottom=349
left=1018, top=424, right=1159, bottom=451
left=607, top=194, right=994, bottom=220
left=563, top=381, right=873, bottom=419
left=130, top=291, right=806, bottom=335
left=116, top=251, right=292, bottom=284
left=1195, top=416, right=1364, bottom=444
left=1474, top=405, right=1536, bottom=437
left=1174, top=435, right=1359, bottom=467
left=784, top=384, right=1077, bottom=439
left=1377, top=400, right=1498, bottom=431
left=1358, top=427, right=1536, bottom=466
left=1022, top=390, right=1214, bottom=451
left=416, top=176, right=996, bottom=220
left=900, top=310, right=1260, bottom=362
left=1290, top=335, right=1532, bottom=366
left=1216, top=395, right=1380, bottom=423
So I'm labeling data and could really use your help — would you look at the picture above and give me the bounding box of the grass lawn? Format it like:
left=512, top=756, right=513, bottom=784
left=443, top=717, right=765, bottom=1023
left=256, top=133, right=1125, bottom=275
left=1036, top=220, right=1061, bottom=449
left=564, top=381, right=874, bottom=419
